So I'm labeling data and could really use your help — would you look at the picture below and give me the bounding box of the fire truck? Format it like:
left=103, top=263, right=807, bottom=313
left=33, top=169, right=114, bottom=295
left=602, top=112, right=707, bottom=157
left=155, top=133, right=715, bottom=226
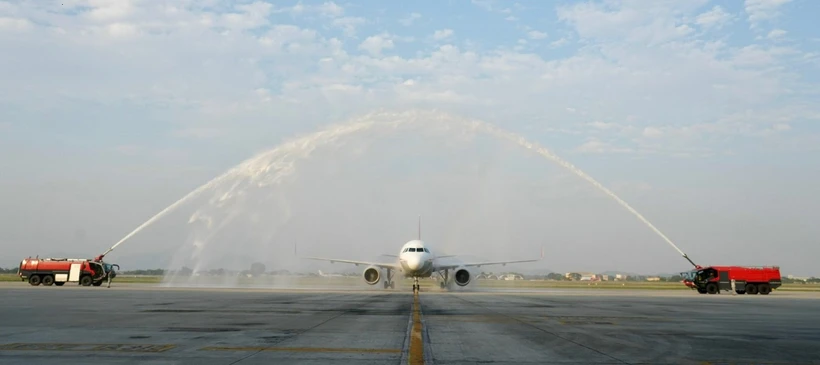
left=17, top=255, right=119, bottom=287
left=681, top=265, right=782, bottom=295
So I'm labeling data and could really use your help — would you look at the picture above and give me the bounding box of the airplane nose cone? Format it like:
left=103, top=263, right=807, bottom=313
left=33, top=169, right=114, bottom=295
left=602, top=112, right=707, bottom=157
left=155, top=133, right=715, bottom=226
left=406, top=257, right=421, bottom=271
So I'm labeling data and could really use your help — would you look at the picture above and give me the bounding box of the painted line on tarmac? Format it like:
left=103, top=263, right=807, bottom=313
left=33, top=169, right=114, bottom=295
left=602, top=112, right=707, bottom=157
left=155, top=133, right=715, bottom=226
left=409, top=292, right=424, bottom=365
left=199, top=346, right=401, bottom=354
left=0, top=343, right=176, bottom=353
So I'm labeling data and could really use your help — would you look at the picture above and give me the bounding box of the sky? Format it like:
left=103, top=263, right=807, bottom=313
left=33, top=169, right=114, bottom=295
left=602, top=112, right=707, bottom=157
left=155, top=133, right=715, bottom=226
left=1, top=0, right=819, bottom=277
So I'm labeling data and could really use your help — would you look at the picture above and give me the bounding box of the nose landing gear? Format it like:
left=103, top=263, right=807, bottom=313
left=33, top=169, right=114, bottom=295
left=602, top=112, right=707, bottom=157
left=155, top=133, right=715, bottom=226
left=412, top=277, right=420, bottom=293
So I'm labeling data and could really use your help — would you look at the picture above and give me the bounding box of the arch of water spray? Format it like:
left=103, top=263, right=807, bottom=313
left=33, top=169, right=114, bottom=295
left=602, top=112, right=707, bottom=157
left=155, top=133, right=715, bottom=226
left=101, top=109, right=694, bottom=282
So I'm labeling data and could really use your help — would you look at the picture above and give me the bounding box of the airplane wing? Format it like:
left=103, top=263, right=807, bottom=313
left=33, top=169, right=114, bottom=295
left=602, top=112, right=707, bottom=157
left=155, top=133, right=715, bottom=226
left=300, top=256, right=401, bottom=270
left=436, top=247, right=544, bottom=270
left=294, top=244, right=400, bottom=270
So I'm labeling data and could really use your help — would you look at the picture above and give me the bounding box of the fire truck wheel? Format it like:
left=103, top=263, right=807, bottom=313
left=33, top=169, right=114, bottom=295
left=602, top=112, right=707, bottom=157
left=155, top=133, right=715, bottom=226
left=706, top=283, right=718, bottom=294
left=745, top=283, right=758, bottom=295
left=28, top=275, right=41, bottom=286
left=758, top=284, right=771, bottom=295
left=80, top=276, right=93, bottom=287
left=41, top=275, right=54, bottom=286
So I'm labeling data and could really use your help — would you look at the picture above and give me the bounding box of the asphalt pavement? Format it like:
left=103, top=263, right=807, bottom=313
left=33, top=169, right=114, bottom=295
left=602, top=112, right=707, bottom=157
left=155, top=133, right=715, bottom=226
left=0, top=283, right=818, bottom=364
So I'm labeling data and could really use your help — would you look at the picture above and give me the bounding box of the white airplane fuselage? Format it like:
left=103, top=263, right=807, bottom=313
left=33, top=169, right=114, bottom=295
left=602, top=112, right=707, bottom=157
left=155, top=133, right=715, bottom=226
left=397, top=239, right=436, bottom=278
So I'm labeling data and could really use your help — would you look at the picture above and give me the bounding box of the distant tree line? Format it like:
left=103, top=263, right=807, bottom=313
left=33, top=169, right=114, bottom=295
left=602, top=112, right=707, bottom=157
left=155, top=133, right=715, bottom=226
left=784, top=277, right=820, bottom=284
left=524, top=273, right=688, bottom=282
left=121, top=269, right=166, bottom=276
left=0, top=267, right=18, bottom=274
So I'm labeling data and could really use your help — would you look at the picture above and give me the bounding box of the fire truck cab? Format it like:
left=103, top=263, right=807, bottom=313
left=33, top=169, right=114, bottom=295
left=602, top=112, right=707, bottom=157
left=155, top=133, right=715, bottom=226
left=681, top=265, right=781, bottom=295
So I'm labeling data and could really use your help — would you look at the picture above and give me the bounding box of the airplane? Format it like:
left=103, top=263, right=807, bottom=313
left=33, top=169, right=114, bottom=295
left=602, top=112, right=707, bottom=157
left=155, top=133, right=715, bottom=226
left=297, top=217, right=544, bottom=292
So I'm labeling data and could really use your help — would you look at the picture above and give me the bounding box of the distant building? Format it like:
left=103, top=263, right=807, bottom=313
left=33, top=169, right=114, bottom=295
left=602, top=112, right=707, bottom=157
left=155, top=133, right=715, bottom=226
left=579, top=272, right=597, bottom=281
left=499, top=274, right=524, bottom=281
left=646, top=277, right=661, bottom=282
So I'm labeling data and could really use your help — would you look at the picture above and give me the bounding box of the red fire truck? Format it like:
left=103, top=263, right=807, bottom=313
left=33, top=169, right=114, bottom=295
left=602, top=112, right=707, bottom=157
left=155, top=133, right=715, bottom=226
left=17, top=256, right=119, bottom=287
left=681, top=265, right=782, bottom=295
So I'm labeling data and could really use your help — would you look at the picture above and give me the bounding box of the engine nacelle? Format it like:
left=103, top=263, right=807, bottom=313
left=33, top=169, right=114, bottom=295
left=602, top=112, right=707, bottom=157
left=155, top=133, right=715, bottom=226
left=454, top=267, right=471, bottom=286
left=363, top=266, right=381, bottom=285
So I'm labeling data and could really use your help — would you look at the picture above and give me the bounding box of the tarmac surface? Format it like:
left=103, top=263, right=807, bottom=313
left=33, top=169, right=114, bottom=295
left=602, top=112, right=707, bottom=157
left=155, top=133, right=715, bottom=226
left=1, top=283, right=819, bottom=364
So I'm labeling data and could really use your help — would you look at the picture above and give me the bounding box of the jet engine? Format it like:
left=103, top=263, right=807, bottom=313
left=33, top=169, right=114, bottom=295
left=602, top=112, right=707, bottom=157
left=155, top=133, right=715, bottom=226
left=454, top=267, right=471, bottom=286
left=363, top=266, right=381, bottom=285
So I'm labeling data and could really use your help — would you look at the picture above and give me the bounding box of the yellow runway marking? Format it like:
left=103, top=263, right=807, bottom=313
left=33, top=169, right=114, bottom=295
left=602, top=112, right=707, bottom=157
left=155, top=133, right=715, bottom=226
left=0, top=343, right=176, bottom=353
left=409, top=291, right=424, bottom=365
left=199, top=346, right=401, bottom=354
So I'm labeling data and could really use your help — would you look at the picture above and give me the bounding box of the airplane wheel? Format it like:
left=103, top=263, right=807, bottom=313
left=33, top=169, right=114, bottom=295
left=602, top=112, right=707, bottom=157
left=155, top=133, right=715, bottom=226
left=390, top=281, right=395, bottom=289
left=440, top=282, right=445, bottom=289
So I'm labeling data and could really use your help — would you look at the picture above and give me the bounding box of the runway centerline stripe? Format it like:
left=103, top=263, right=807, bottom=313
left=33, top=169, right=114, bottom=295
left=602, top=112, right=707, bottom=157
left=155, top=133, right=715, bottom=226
left=409, top=291, right=424, bottom=365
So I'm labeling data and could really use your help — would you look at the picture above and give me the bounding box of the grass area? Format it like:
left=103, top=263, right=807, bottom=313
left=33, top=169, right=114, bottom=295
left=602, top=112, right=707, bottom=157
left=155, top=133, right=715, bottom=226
left=3, top=273, right=819, bottom=292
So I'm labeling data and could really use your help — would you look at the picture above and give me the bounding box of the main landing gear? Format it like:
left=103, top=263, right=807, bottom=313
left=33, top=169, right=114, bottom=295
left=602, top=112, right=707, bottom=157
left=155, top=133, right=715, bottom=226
left=438, top=269, right=449, bottom=290
left=383, top=269, right=395, bottom=289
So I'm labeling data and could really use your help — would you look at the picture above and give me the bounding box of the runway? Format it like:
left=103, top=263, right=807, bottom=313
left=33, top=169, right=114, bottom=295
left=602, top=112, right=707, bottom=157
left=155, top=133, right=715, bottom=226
left=1, top=283, right=819, bottom=364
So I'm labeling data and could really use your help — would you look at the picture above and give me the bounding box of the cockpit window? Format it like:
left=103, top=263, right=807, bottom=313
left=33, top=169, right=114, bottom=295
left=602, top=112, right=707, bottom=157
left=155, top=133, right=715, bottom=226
left=423, top=248, right=429, bottom=253
left=408, top=248, right=416, bottom=252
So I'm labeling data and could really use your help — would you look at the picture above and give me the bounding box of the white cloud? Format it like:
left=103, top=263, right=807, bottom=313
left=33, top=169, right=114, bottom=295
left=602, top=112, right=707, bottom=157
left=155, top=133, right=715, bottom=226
left=433, top=28, right=454, bottom=40
left=589, top=121, right=614, bottom=129
left=105, top=22, right=138, bottom=38
left=767, top=28, right=787, bottom=39
left=332, top=17, right=366, bottom=37
left=289, top=1, right=345, bottom=17
left=575, top=138, right=634, bottom=154
left=358, top=33, right=395, bottom=56
left=773, top=123, right=791, bottom=131
left=470, top=0, right=495, bottom=12
left=85, top=0, right=135, bottom=22
left=744, top=0, right=792, bottom=28
left=316, top=2, right=345, bottom=17
left=695, top=5, right=733, bottom=29
left=642, top=127, right=663, bottom=138
left=0, top=17, right=32, bottom=32
left=0, top=0, right=815, bottom=160
left=550, top=37, right=569, bottom=48
left=527, top=30, right=548, bottom=40
left=556, top=1, right=705, bottom=46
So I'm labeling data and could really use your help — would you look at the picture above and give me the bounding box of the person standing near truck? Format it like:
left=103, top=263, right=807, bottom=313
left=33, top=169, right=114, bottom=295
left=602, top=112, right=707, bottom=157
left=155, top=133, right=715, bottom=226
left=102, top=263, right=119, bottom=288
